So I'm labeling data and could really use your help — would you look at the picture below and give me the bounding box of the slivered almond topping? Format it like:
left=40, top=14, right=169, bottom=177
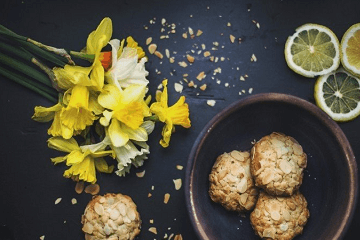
left=174, top=234, right=183, bottom=240
left=186, top=54, right=195, bottom=63
left=188, top=27, right=194, bottom=36
left=146, top=37, right=152, bottom=45
left=196, top=71, right=206, bottom=81
left=176, top=165, right=183, bottom=170
left=173, top=179, right=182, bottom=190
left=154, top=51, right=163, bottom=59
left=136, top=170, right=146, bottom=178
left=84, top=184, right=100, bottom=195
left=230, top=34, right=235, bottom=43
left=203, top=51, right=211, bottom=57
left=178, top=61, right=188, bottom=68
left=148, top=44, right=157, bottom=54
left=164, top=193, right=170, bottom=204
left=200, top=84, right=207, bottom=91
left=182, top=32, right=188, bottom=39
left=149, top=227, right=158, bottom=234
left=188, top=81, right=195, bottom=87
left=169, top=57, right=175, bottom=63
left=196, top=29, right=203, bottom=36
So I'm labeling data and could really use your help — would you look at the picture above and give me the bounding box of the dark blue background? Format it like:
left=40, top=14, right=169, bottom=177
left=0, top=0, right=359, bottom=239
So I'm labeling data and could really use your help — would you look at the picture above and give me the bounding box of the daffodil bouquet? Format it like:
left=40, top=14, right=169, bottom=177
left=0, top=18, right=191, bottom=184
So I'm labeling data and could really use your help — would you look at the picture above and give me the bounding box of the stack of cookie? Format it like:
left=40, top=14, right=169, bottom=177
left=209, top=132, right=310, bottom=240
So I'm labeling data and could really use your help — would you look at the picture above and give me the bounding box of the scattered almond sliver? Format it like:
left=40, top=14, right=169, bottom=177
left=136, top=170, right=146, bottom=178
left=148, top=43, right=157, bottom=54
left=173, top=179, right=182, bottom=190
left=149, top=227, right=158, bottom=234
left=55, top=198, right=62, bottom=205
left=164, top=193, right=171, bottom=204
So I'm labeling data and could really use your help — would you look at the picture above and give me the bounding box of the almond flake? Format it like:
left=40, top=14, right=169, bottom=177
left=155, top=51, right=163, bottom=59
left=173, top=179, right=182, bottom=190
left=186, top=54, right=195, bottom=63
left=40, top=236, right=45, bottom=240
left=207, top=100, right=216, bottom=106
left=176, top=165, right=183, bottom=170
left=209, top=56, right=215, bottom=62
left=240, top=76, right=245, bottom=81
left=149, top=227, right=158, bottom=234
left=188, top=81, right=195, bottom=87
left=75, top=181, right=84, bottom=194
left=201, top=44, right=206, bottom=50
left=148, top=193, right=152, bottom=197
left=84, top=183, right=100, bottom=195
left=227, top=22, right=231, bottom=27
left=230, top=34, right=235, bottom=43
left=55, top=198, right=62, bottom=205
left=182, top=32, right=188, bottom=39
left=203, top=51, right=211, bottom=57
left=196, top=29, right=203, bottom=36
left=251, top=53, right=257, bottom=62
left=174, top=83, right=183, bottom=93
left=164, top=193, right=171, bottom=204
left=150, top=219, right=154, bottom=224
left=174, top=234, right=183, bottom=240
left=161, top=18, right=166, bottom=25
left=178, top=61, right=188, bottom=68
left=136, top=170, right=146, bottom=178
left=169, top=57, right=175, bottom=63
left=148, top=44, right=157, bottom=54
left=165, top=49, right=170, bottom=58
left=196, top=71, right=206, bottom=81
left=146, top=37, right=152, bottom=45
left=188, top=27, right=194, bottom=36
left=249, top=88, right=254, bottom=94
left=220, top=57, right=225, bottom=61
left=71, top=198, right=77, bottom=205
left=200, top=84, right=207, bottom=91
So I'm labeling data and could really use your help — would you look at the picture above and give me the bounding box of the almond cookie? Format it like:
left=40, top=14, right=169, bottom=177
left=250, top=191, right=310, bottom=240
left=81, top=193, right=141, bottom=240
left=251, top=132, right=307, bottom=196
left=209, top=150, right=259, bottom=212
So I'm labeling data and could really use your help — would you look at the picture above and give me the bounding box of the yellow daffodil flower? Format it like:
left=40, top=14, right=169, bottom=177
left=105, top=38, right=149, bottom=89
left=60, top=85, right=96, bottom=132
left=150, top=79, right=191, bottom=148
left=98, top=84, right=151, bottom=148
left=36, top=17, right=112, bottom=139
left=101, top=121, right=154, bottom=176
left=48, top=136, right=114, bottom=183
left=32, top=102, right=74, bottom=139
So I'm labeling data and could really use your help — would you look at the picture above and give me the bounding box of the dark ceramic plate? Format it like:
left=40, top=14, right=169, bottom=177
left=185, top=93, right=358, bottom=240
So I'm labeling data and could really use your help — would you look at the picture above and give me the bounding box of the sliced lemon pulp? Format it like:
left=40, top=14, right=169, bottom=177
left=341, top=23, right=360, bottom=77
left=285, top=23, right=340, bottom=78
left=314, top=69, right=360, bottom=122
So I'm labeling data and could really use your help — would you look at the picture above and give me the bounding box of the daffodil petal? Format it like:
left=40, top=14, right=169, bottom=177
left=121, top=124, right=148, bottom=142
left=109, top=39, right=120, bottom=69
left=89, top=91, right=104, bottom=115
left=121, top=84, right=146, bottom=104
left=47, top=136, right=80, bottom=152
left=109, top=119, right=129, bottom=147
left=98, top=84, right=122, bottom=110
left=66, top=149, right=87, bottom=166
left=64, top=156, right=97, bottom=184
left=95, top=158, right=114, bottom=173
left=89, top=61, right=104, bottom=91
left=99, top=110, right=113, bottom=127
left=86, top=17, right=113, bottom=55
left=32, top=103, right=62, bottom=122
left=141, top=120, right=155, bottom=135
left=51, top=156, right=66, bottom=165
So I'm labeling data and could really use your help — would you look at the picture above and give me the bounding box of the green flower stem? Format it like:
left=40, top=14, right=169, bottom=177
left=0, top=52, right=53, bottom=87
left=0, top=25, right=68, bottom=67
left=27, top=38, right=74, bottom=65
left=0, top=41, right=33, bottom=62
left=144, top=115, right=159, bottom=122
left=0, top=66, right=57, bottom=102
left=69, top=51, right=95, bottom=62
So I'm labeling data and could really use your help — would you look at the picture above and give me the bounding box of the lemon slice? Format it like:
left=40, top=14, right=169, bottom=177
left=314, top=69, right=360, bottom=122
left=341, top=23, right=360, bottom=78
left=285, top=23, right=340, bottom=78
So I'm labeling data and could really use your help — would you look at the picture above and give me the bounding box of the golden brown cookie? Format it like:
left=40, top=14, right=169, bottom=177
left=81, top=193, right=141, bottom=240
left=250, top=191, right=310, bottom=240
left=251, top=132, right=307, bottom=196
left=209, top=150, right=259, bottom=212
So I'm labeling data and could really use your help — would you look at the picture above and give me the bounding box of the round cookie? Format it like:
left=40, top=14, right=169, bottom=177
left=209, top=150, right=259, bottom=212
left=81, top=193, right=141, bottom=240
left=250, top=191, right=310, bottom=240
left=251, top=132, right=307, bottom=196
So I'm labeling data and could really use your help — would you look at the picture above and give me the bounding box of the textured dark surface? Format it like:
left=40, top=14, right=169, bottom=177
left=0, top=0, right=360, bottom=239
left=186, top=93, right=357, bottom=240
